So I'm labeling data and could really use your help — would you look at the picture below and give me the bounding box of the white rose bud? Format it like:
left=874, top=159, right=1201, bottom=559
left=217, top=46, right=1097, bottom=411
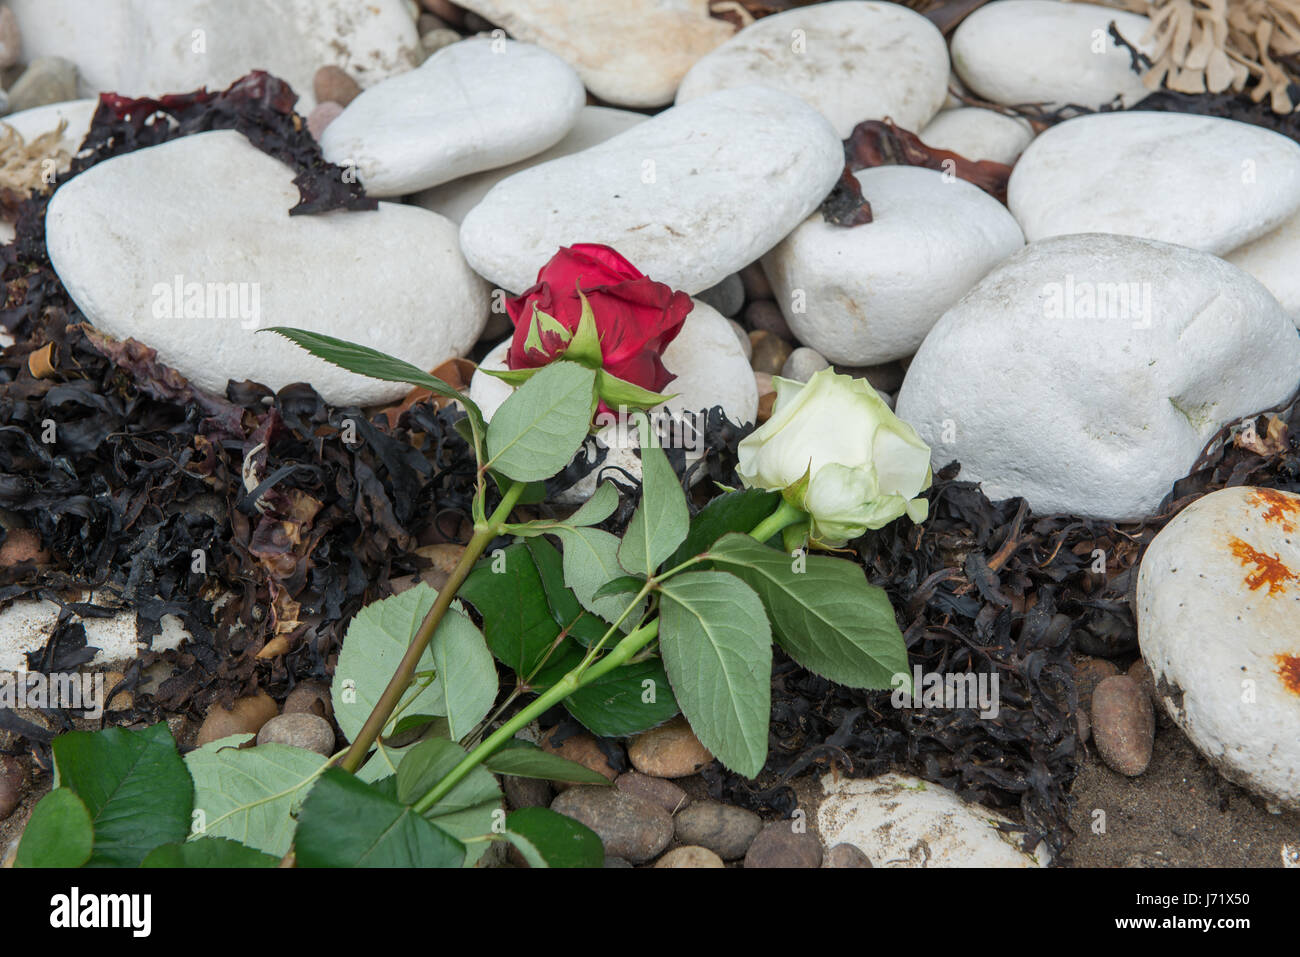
left=737, top=369, right=932, bottom=546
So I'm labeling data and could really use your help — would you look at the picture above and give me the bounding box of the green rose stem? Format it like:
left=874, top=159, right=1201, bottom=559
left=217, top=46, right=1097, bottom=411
left=410, top=495, right=808, bottom=813
left=338, top=480, right=527, bottom=774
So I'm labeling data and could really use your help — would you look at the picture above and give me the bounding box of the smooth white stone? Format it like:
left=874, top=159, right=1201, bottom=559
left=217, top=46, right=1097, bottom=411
left=411, top=106, right=647, bottom=224
left=951, top=0, right=1153, bottom=110
left=920, top=107, right=1034, bottom=164
left=45, top=131, right=489, bottom=405
left=0, top=596, right=189, bottom=672
left=468, top=299, right=757, bottom=501
left=1226, top=208, right=1300, bottom=329
left=321, top=38, right=585, bottom=198
left=818, top=773, right=1051, bottom=867
left=677, top=0, right=949, bottom=137
left=460, top=86, right=843, bottom=295
left=762, top=166, right=1024, bottom=365
left=454, top=0, right=734, bottom=108
left=6, top=0, right=419, bottom=110
left=1008, top=111, right=1300, bottom=255
left=895, top=234, right=1300, bottom=520
left=1137, top=486, right=1300, bottom=810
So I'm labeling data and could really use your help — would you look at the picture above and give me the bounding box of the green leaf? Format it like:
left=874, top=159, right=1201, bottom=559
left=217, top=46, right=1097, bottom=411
left=142, top=838, right=279, bottom=868
left=498, top=830, right=548, bottom=868
left=484, top=744, right=612, bottom=785
left=332, top=584, right=495, bottom=744
left=592, top=575, right=645, bottom=601
left=705, top=533, right=908, bottom=689
left=551, top=525, right=643, bottom=626
left=506, top=807, right=604, bottom=868
left=460, top=543, right=564, bottom=676
left=565, top=291, right=603, bottom=367
left=657, top=571, right=771, bottom=777
left=295, top=769, right=466, bottom=868
left=564, top=480, right=619, bottom=527
left=52, top=723, right=192, bottom=867
left=564, top=658, right=680, bottom=737
left=185, top=735, right=328, bottom=857
left=668, top=487, right=782, bottom=567
left=486, top=361, right=597, bottom=481
left=618, top=421, right=689, bottom=577
left=15, top=788, right=94, bottom=868
left=595, top=370, right=675, bottom=410
left=525, top=537, right=611, bottom=647
left=396, top=738, right=503, bottom=867
left=479, top=365, right=540, bottom=387
left=265, top=327, right=486, bottom=459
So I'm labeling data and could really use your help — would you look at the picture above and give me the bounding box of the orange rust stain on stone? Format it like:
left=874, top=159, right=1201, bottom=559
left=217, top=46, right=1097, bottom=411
left=1249, top=488, right=1300, bottom=533
left=1228, top=537, right=1297, bottom=595
left=1277, top=655, right=1300, bottom=696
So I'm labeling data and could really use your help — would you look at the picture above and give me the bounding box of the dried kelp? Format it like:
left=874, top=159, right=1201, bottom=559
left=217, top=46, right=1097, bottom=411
left=844, top=118, right=1014, bottom=203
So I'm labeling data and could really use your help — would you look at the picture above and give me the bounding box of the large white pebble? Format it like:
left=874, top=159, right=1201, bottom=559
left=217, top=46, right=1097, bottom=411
left=460, top=86, right=843, bottom=295
left=1227, top=208, right=1300, bottom=329
left=45, top=131, right=489, bottom=405
left=676, top=0, right=948, bottom=137
left=1008, top=111, right=1300, bottom=255
left=895, top=234, right=1300, bottom=520
left=951, top=0, right=1153, bottom=110
left=1137, top=486, right=1300, bottom=810
left=818, top=773, right=1051, bottom=867
left=762, top=166, right=1024, bottom=365
left=920, top=108, right=1034, bottom=164
left=321, top=39, right=584, bottom=198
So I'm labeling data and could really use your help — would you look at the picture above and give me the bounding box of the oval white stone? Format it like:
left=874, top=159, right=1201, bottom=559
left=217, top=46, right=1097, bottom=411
left=1008, top=111, right=1300, bottom=255
left=951, top=0, right=1153, bottom=110
left=676, top=0, right=949, bottom=137
left=895, top=233, right=1300, bottom=520
left=469, top=300, right=757, bottom=501
left=1137, top=486, right=1300, bottom=810
left=321, top=39, right=585, bottom=198
left=920, top=107, right=1034, bottom=164
left=411, top=107, right=647, bottom=224
left=818, top=773, right=1051, bottom=867
left=6, top=0, right=419, bottom=110
left=45, top=130, right=489, bottom=405
left=762, top=166, right=1024, bottom=365
left=1226, top=208, right=1300, bottom=329
left=459, top=86, right=844, bottom=295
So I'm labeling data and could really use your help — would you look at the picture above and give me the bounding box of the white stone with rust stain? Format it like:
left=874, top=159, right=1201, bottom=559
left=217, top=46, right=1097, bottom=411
left=762, top=166, right=1024, bottom=365
left=321, top=38, right=585, bottom=198
left=676, top=1, right=948, bottom=138
left=410, top=106, right=647, bottom=224
left=460, top=86, right=843, bottom=295
left=895, top=234, right=1300, bottom=520
left=454, top=0, right=734, bottom=108
left=469, top=300, right=757, bottom=502
left=818, top=772, right=1051, bottom=867
left=1008, top=111, right=1300, bottom=256
left=1226, top=208, right=1300, bottom=329
left=1137, top=486, right=1300, bottom=810
left=951, top=0, right=1153, bottom=111
left=5, top=0, right=418, bottom=111
left=45, top=131, right=489, bottom=405
left=920, top=108, right=1034, bottom=165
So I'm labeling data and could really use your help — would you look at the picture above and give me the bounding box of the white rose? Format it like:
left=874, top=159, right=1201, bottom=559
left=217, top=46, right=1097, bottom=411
left=737, top=369, right=932, bottom=546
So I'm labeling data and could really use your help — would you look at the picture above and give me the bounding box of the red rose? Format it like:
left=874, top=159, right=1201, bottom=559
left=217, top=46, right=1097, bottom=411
left=505, top=244, right=693, bottom=395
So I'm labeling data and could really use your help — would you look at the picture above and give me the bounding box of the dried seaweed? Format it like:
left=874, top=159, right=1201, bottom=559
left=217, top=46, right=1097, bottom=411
left=843, top=118, right=1014, bottom=203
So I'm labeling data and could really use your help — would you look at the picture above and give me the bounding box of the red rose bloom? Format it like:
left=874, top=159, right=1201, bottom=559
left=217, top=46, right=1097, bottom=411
left=505, top=244, right=693, bottom=395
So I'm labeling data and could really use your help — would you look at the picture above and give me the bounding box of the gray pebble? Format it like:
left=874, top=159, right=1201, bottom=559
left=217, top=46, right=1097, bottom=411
left=744, top=300, right=792, bottom=341
left=698, top=273, right=744, bottom=317
left=744, top=820, right=823, bottom=868
left=823, top=842, right=872, bottom=868
left=674, top=801, right=762, bottom=860
left=551, top=786, right=673, bottom=864
left=503, top=775, right=553, bottom=811
left=7, top=57, right=78, bottom=114
left=256, top=712, right=336, bottom=756
left=615, top=772, right=689, bottom=815
left=781, top=346, right=829, bottom=382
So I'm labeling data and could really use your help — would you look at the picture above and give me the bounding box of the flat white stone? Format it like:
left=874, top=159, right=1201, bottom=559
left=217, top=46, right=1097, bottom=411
left=469, top=299, right=757, bottom=501
left=45, top=131, right=489, bottom=405
left=920, top=107, right=1034, bottom=164
left=951, top=0, right=1153, bottom=110
left=455, top=0, right=734, bottom=108
left=321, top=38, right=585, bottom=198
left=1226, top=208, right=1300, bottom=329
left=676, top=0, right=949, bottom=137
left=1008, top=111, right=1300, bottom=255
left=7, top=0, right=419, bottom=111
left=411, top=106, right=647, bottom=224
left=460, top=86, right=843, bottom=295
left=818, top=772, right=1051, bottom=867
left=0, top=595, right=189, bottom=672
left=895, top=234, right=1300, bottom=520
left=1137, top=486, right=1300, bottom=810
left=762, top=166, right=1024, bottom=365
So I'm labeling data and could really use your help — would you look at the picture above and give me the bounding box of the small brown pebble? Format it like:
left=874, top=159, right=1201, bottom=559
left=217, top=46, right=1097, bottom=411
left=0, top=755, right=24, bottom=822
left=749, top=330, right=793, bottom=375
left=313, top=65, right=361, bottom=107
left=616, top=772, right=689, bottom=814
left=540, top=726, right=620, bottom=787
left=0, top=528, right=48, bottom=567
left=744, top=300, right=792, bottom=341
left=627, top=716, right=712, bottom=778
left=421, top=0, right=465, bottom=27
left=551, top=787, right=672, bottom=864
left=675, top=801, right=762, bottom=860
left=739, top=261, right=772, bottom=301
left=503, top=775, right=553, bottom=811
left=1076, top=707, right=1091, bottom=744
left=1074, top=656, right=1120, bottom=713
left=1126, top=657, right=1157, bottom=705
left=283, top=679, right=333, bottom=720
left=656, top=845, right=725, bottom=868
left=1091, top=675, right=1154, bottom=777
left=307, top=101, right=344, bottom=140
left=256, top=713, right=335, bottom=756
left=823, top=843, right=872, bottom=868
left=744, top=820, right=823, bottom=868
left=196, top=692, right=279, bottom=747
